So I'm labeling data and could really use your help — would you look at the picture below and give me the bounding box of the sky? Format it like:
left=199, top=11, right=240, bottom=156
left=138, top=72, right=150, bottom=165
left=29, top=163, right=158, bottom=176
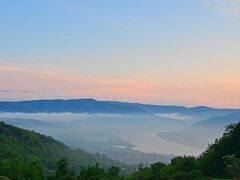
left=1, top=0, right=240, bottom=108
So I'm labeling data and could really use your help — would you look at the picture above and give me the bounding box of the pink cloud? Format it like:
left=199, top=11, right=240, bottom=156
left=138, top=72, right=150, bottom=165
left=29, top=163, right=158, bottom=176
left=0, top=64, right=159, bottom=102
left=1, top=64, right=240, bottom=108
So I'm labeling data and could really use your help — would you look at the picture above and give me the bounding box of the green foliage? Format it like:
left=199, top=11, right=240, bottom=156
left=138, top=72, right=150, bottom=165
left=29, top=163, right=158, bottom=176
left=107, top=166, right=121, bottom=179
left=0, top=158, right=123, bottom=180
left=129, top=122, right=240, bottom=180
left=55, top=158, right=74, bottom=179
left=199, top=123, right=240, bottom=178
left=0, top=121, right=131, bottom=174
left=224, top=155, right=240, bottom=180
left=0, top=160, right=43, bottom=180
left=0, top=176, right=10, bottom=180
left=79, top=163, right=122, bottom=180
left=1, top=121, right=240, bottom=179
left=129, top=157, right=205, bottom=180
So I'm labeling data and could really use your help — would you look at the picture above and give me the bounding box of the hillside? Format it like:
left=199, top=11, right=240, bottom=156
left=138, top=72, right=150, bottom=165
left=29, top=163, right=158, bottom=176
left=0, top=121, right=133, bottom=174
left=0, top=121, right=240, bottom=179
left=129, top=122, right=240, bottom=179
left=0, top=117, right=174, bottom=165
left=194, top=112, right=240, bottom=127
left=159, top=112, right=240, bottom=149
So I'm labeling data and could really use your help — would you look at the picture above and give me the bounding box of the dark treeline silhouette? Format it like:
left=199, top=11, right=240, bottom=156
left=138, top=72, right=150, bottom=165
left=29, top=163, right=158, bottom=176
left=0, top=121, right=240, bottom=179
left=0, top=158, right=122, bottom=180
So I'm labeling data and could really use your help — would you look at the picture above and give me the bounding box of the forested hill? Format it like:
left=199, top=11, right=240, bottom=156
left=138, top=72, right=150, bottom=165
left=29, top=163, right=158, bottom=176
left=130, top=122, right=240, bottom=179
left=0, top=121, right=240, bottom=179
left=0, top=121, right=132, bottom=173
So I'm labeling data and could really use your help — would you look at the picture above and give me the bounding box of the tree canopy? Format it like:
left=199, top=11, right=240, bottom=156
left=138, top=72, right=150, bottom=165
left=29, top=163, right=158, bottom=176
left=1, top=121, right=240, bottom=179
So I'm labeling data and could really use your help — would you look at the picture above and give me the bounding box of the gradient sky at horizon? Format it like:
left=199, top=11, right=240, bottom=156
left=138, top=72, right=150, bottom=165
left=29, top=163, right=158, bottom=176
left=1, top=0, right=240, bottom=108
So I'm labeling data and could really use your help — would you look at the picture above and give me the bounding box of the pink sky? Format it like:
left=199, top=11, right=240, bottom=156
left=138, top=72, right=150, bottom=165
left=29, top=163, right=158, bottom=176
left=1, top=1, right=240, bottom=108
left=1, top=64, right=240, bottom=108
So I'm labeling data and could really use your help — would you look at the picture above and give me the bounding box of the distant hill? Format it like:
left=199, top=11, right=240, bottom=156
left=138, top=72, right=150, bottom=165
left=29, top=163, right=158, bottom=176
left=0, top=99, right=239, bottom=118
left=193, top=112, right=240, bottom=128
left=129, top=122, right=240, bottom=179
left=0, top=99, right=146, bottom=114
left=134, top=104, right=240, bottom=122
left=0, top=117, right=58, bottom=129
left=159, top=112, right=240, bottom=149
left=0, top=121, right=133, bottom=174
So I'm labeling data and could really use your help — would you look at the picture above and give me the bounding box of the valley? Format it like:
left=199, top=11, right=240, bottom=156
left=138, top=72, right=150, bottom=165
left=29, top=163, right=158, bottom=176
left=0, top=99, right=239, bottom=166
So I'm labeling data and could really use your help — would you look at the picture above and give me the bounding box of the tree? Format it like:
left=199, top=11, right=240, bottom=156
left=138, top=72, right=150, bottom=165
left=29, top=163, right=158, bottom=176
left=56, top=158, right=69, bottom=178
left=79, top=163, right=106, bottom=180
left=224, top=155, right=240, bottom=180
left=199, top=122, right=240, bottom=178
left=55, top=158, right=76, bottom=180
left=0, top=160, right=44, bottom=180
left=107, top=166, right=120, bottom=178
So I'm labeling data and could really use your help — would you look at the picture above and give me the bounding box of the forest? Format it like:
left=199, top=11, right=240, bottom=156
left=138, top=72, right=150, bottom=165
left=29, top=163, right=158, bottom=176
left=0, top=121, right=240, bottom=180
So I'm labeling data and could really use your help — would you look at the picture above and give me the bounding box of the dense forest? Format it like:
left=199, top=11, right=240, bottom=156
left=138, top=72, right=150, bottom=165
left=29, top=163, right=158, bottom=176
left=0, top=121, right=134, bottom=177
left=0, top=121, right=240, bottom=179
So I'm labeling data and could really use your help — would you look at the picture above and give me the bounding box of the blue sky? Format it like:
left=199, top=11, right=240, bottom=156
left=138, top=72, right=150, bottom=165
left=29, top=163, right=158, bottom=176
left=1, top=0, right=240, bottom=107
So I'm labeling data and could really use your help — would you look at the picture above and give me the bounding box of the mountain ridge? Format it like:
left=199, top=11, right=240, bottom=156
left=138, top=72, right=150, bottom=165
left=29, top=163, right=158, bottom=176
left=0, top=98, right=239, bottom=114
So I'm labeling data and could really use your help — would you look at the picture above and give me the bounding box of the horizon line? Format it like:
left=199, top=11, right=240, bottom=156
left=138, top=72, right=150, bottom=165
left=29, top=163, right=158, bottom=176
left=0, top=97, right=239, bottom=110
